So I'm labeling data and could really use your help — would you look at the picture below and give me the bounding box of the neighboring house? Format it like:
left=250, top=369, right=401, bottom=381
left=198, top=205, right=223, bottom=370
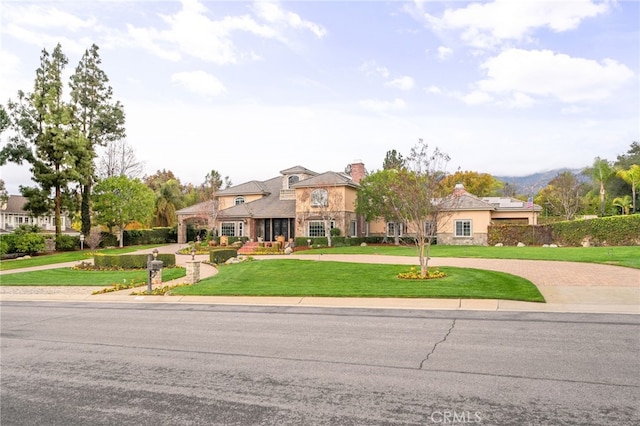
left=176, top=164, right=540, bottom=245
left=0, top=195, right=75, bottom=234
left=436, top=184, right=542, bottom=245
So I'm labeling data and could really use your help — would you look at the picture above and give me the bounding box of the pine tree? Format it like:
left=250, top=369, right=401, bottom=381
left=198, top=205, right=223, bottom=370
left=1, top=44, right=86, bottom=237
left=69, top=44, right=126, bottom=236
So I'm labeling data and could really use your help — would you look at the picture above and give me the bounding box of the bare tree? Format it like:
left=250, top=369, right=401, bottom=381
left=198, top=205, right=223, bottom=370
left=97, top=139, right=144, bottom=179
left=84, top=226, right=104, bottom=250
left=298, top=185, right=345, bottom=247
left=538, top=171, right=585, bottom=220
left=358, top=139, right=457, bottom=276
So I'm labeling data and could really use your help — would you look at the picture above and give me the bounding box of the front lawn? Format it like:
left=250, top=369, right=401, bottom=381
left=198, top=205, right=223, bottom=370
left=0, top=267, right=186, bottom=286
left=171, top=260, right=545, bottom=302
left=0, top=245, right=164, bottom=271
left=299, top=245, right=640, bottom=269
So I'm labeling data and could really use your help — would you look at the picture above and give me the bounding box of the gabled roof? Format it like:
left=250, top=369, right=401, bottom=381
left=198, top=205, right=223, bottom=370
left=175, top=200, right=216, bottom=215
left=1, top=195, right=29, bottom=214
left=216, top=180, right=270, bottom=196
left=279, top=165, right=317, bottom=176
left=291, top=171, right=358, bottom=189
left=218, top=176, right=295, bottom=219
left=440, top=192, right=495, bottom=211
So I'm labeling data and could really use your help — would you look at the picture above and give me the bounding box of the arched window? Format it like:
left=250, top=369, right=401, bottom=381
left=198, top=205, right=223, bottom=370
left=234, top=196, right=245, bottom=205
left=311, top=189, right=328, bottom=207
left=288, top=175, right=299, bottom=188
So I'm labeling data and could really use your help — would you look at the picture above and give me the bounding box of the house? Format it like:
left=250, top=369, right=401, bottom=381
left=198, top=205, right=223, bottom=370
left=176, top=162, right=366, bottom=244
left=435, top=183, right=542, bottom=245
left=0, top=195, right=75, bottom=234
left=176, top=164, right=540, bottom=246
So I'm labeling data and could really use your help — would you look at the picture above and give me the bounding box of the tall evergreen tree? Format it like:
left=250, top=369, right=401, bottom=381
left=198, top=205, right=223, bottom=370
left=69, top=44, right=126, bottom=236
left=0, top=44, right=86, bottom=237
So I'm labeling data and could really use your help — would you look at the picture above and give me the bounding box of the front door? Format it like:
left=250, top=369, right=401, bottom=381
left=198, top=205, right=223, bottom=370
left=273, top=218, right=289, bottom=241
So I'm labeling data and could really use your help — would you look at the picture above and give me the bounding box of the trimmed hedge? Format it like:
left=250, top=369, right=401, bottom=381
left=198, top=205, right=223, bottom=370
left=549, top=215, right=640, bottom=246
left=209, top=248, right=237, bottom=264
left=123, top=227, right=177, bottom=245
left=489, top=215, right=640, bottom=246
left=93, top=253, right=176, bottom=269
left=488, top=224, right=553, bottom=246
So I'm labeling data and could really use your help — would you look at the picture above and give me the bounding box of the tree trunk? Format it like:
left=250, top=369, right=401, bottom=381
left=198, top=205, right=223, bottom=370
left=55, top=184, right=62, bottom=238
left=81, top=181, right=92, bottom=236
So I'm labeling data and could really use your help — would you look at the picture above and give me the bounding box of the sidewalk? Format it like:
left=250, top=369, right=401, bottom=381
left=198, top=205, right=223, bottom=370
left=1, top=245, right=638, bottom=314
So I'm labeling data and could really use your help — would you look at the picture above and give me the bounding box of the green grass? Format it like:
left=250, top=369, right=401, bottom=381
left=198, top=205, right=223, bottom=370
left=299, top=245, right=640, bottom=269
left=0, top=245, right=163, bottom=271
left=0, top=267, right=186, bottom=286
left=172, top=260, right=545, bottom=302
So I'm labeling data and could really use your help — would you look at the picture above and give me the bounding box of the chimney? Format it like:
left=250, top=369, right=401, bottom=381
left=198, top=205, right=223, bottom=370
left=350, top=160, right=365, bottom=184
left=453, top=183, right=466, bottom=196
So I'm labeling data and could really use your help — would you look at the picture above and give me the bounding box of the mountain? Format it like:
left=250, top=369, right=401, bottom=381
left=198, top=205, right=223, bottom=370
left=495, top=168, right=585, bottom=195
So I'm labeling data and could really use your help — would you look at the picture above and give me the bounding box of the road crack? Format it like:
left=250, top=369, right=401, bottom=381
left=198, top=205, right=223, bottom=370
left=419, top=318, right=456, bottom=369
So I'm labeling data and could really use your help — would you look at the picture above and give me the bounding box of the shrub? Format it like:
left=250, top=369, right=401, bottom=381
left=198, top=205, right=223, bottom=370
left=209, top=248, right=237, bottom=264
left=93, top=253, right=176, bottom=269
left=100, top=232, right=118, bottom=247
left=488, top=215, right=640, bottom=246
left=123, top=227, right=176, bottom=245
left=0, top=237, right=9, bottom=256
left=549, top=215, right=640, bottom=246
left=14, top=233, right=45, bottom=255
left=330, top=227, right=341, bottom=236
left=55, top=235, right=78, bottom=252
left=0, top=234, right=17, bottom=255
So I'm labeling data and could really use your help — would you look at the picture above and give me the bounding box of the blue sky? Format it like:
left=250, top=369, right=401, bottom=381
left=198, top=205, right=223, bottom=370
left=1, top=0, right=638, bottom=194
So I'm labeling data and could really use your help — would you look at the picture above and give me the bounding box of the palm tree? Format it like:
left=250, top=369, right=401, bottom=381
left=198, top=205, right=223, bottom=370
left=617, top=164, right=640, bottom=213
left=612, top=195, right=632, bottom=215
left=584, top=158, right=614, bottom=216
left=154, top=179, right=184, bottom=227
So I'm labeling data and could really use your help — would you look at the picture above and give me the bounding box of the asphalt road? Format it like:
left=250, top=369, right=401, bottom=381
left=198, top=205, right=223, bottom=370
left=1, top=302, right=638, bottom=425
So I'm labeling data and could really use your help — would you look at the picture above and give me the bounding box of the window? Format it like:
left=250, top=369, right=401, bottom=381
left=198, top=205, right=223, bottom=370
left=234, top=196, right=245, bottom=205
left=311, top=189, right=328, bottom=207
left=237, top=221, right=244, bottom=237
left=349, top=220, right=357, bottom=237
left=288, top=176, right=299, bottom=188
left=455, top=220, right=472, bottom=237
left=387, top=222, right=403, bottom=237
left=221, top=222, right=236, bottom=236
left=424, top=220, right=436, bottom=236
left=308, top=221, right=334, bottom=237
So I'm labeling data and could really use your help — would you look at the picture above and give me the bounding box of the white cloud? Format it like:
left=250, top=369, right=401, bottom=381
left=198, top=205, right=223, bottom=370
left=461, top=91, right=493, bottom=105
left=385, top=76, right=415, bottom=91
left=426, top=85, right=441, bottom=94
left=437, top=45, right=453, bottom=61
left=359, top=98, right=406, bottom=112
left=561, top=105, right=592, bottom=115
left=476, top=48, right=635, bottom=103
left=359, top=61, right=390, bottom=78
left=415, top=0, right=611, bottom=49
left=171, top=71, right=227, bottom=97
left=253, top=1, right=327, bottom=38
left=125, top=0, right=324, bottom=64
left=2, top=4, right=97, bottom=31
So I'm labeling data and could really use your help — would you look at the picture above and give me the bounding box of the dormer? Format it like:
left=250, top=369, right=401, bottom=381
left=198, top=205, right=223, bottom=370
left=279, top=166, right=317, bottom=200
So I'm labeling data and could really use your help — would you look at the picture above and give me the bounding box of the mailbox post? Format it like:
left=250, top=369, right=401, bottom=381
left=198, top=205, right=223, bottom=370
left=147, top=249, right=163, bottom=294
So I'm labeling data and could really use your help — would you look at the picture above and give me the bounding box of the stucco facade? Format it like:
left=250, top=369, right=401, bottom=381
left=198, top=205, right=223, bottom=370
left=176, top=167, right=541, bottom=246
